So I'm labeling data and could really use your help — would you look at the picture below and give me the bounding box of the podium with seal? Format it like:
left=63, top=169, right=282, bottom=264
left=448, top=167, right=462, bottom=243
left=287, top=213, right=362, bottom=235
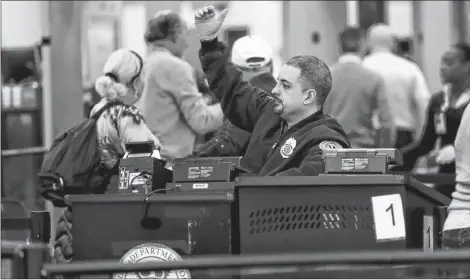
left=112, top=243, right=191, bottom=279
left=68, top=155, right=242, bottom=278
left=67, top=191, right=233, bottom=278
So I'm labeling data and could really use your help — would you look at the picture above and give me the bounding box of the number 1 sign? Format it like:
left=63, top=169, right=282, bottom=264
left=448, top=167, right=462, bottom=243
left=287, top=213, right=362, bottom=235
left=371, top=194, right=406, bottom=242
left=423, top=214, right=434, bottom=251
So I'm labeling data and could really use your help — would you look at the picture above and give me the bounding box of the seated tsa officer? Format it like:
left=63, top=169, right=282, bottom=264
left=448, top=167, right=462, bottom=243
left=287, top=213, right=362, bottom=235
left=195, top=6, right=350, bottom=176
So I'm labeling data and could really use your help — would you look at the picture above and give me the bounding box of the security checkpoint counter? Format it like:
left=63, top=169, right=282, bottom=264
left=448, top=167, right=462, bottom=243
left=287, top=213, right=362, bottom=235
left=63, top=149, right=450, bottom=278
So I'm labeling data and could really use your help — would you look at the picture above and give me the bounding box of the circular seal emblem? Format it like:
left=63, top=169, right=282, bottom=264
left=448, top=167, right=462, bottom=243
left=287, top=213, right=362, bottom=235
left=113, top=243, right=191, bottom=279
left=319, top=141, right=343, bottom=150
left=280, top=138, right=297, bottom=159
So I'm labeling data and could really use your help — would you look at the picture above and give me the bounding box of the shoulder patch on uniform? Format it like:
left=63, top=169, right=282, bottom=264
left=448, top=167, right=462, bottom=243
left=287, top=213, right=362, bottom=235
left=319, top=141, right=343, bottom=150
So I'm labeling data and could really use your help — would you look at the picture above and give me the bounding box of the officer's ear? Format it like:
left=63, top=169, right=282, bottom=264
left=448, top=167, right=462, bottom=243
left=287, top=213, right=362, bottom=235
left=303, top=89, right=316, bottom=105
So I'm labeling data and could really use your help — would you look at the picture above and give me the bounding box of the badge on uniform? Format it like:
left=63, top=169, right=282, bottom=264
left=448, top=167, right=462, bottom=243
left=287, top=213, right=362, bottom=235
left=280, top=138, right=297, bottom=158
left=319, top=141, right=343, bottom=150
left=434, top=112, right=447, bottom=135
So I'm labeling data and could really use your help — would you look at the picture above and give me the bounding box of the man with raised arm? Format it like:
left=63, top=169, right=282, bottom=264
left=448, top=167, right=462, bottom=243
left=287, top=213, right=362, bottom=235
left=194, top=6, right=350, bottom=176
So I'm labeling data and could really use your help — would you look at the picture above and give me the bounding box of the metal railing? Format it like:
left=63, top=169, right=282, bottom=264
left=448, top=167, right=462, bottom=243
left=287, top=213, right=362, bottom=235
left=411, top=173, right=456, bottom=185
left=1, top=146, right=47, bottom=208
left=1, top=146, right=48, bottom=158
left=40, top=249, right=470, bottom=277
left=1, top=240, right=49, bottom=255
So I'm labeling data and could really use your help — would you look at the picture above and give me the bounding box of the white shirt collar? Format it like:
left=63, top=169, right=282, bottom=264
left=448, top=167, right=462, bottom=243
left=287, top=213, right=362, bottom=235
left=149, top=45, right=171, bottom=55
left=443, top=84, right=470, bottom=110
left=337, top=53, right=362, bottom=64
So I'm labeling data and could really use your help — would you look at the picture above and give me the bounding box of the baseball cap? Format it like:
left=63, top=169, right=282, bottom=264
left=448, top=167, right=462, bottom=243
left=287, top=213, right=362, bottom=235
left=231, top=35, right=273, bottom=69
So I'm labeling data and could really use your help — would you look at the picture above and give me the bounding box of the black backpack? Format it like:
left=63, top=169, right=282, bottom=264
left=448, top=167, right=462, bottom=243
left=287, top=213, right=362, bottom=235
left=38, top=102, right=122, bottom=207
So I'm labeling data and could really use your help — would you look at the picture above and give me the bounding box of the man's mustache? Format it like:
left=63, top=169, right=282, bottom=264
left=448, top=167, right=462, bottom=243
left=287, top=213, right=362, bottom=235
left=267, top=93, right=280, bottom=101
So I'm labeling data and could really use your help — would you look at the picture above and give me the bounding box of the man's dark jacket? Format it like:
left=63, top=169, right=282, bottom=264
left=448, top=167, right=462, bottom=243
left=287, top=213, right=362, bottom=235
left=195, top=72, right=276, bottom=157
left=199, top=39, right=350, bottom=176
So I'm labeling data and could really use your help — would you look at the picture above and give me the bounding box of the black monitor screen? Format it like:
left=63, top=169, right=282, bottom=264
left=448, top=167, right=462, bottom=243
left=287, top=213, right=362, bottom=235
left=1, top=46, right=41, bottom=84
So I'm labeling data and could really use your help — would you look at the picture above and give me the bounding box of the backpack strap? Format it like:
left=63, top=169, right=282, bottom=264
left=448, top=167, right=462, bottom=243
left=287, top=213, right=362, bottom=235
left=90, top=101, right=123, bottom=120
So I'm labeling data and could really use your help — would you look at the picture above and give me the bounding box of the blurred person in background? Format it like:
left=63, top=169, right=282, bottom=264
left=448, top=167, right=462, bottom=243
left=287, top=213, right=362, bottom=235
left=193, top=68, right=216, bottom=148
left=194, top=35, right=277, bottom=157
left=395, top=42, right=470, bottom=198
left=194, top=68, right=214, bottom=103
left=54, top=49, right=162, bottom=264
left=364, top=24, right=430, bottom=148
left=195, top=6, right=350, bottom=175
left=82, top=80, right=101, bottom=117
left=232, top=35, right=277, bottom=93
left=135, top=11, right=224, bottom=163
left=396, top=38, right=415, bottom=63
left=324, top=26, right=395, bottom=148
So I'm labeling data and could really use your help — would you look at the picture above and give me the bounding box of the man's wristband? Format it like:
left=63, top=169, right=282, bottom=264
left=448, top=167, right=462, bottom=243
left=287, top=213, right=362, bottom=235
left=200, top=34, right=217, bottom=42
left=200, top=37, right=219, bottom=51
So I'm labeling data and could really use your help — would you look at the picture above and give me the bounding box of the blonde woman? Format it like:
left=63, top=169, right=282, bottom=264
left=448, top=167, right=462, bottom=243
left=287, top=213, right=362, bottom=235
left=54, top=49, right=161, bottom=264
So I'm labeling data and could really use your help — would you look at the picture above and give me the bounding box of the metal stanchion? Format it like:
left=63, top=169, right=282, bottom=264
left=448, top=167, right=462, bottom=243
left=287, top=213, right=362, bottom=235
left=1, top=241, right=25, bottom=278
left=1, top=240, right=49, bottom=279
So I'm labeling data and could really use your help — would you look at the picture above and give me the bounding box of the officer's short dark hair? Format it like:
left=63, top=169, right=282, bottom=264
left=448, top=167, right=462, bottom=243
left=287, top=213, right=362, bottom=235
left=339, top=27, right=364, bottom=53
left=144, top=12, right=186, bottom=43
left=454, top=41, right=470, bottom=73
left=284, top=55, right=332, bottom=106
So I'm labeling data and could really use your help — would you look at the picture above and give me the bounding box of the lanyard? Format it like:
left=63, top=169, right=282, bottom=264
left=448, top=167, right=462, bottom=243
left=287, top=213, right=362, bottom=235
left=441, top=84, right=450, bottom=112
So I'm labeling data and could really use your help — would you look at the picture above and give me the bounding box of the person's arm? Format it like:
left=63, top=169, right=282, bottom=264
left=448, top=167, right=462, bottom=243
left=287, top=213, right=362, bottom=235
left=411, top=66, right=431, bottom=139
left=373, top=76, right=396, bottom=148
left=453, top=105, right=470, bottom=188
left=397, top=97, right=438, bottom=170
left=435, top=99, right=470, bottom=165
left=193, top=121, right=232, bottom=157
left=195, top=121, right=249, bottom=157
left=151, top=59, right=224, bottom=135
left=117, top=107, right=162, bottom=150
left=211, top=122, right=250, bottom=157
left=199, top=39, right=274, bottom=133
left=275, top=140, right=346, bottom=176
left=195, top=6, right=273, bottom=132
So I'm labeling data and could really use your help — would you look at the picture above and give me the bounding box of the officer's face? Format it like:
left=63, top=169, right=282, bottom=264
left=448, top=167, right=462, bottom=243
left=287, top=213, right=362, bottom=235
left=440, top=47, right=469, bottom=84
left=271, top=65, right=308, bottom=118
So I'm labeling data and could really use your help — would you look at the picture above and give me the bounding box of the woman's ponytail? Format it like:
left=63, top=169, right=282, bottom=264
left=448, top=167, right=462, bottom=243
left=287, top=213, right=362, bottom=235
left=94, top=75, right=127, bottom=101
